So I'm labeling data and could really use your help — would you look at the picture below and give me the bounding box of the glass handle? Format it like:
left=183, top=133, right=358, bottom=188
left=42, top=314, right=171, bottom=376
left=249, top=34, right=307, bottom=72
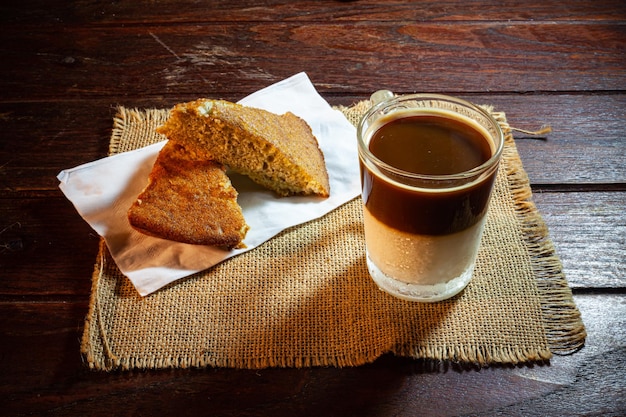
left=370, top=90, right=394, bottom=106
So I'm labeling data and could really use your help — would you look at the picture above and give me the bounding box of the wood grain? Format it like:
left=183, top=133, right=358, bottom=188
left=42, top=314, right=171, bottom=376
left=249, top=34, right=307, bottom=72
left=534, top=191, right=626, bottom=288
left=1, top=94, right=624, bottom=196
left=0, top=197, right=98, bottom=296
left=1, top=22, right=624, bottom=102
left=2, top=0, right=625, bottom=25
left=0, top=190, right=622, bottom=296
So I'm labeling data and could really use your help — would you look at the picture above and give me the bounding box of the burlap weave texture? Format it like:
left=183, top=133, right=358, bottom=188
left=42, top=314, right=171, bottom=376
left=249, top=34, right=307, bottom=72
left=81, top=101, right=586, bottom=370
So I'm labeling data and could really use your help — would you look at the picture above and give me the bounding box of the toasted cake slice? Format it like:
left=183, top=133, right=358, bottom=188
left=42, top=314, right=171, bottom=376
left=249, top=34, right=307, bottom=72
left=128, top=141, right=249, bottom=249
left=157, top=99, right=330, bottom=197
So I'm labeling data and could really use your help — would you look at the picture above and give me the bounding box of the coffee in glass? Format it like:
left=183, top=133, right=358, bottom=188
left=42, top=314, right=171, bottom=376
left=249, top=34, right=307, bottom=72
left=357, top=93, right=504, bottom=302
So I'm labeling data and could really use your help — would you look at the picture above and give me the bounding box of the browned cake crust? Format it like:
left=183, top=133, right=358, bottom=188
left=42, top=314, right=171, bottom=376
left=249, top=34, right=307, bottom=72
left=157, top=99, right=330, bottom=197
left=128, top=141, right=249, bottom=249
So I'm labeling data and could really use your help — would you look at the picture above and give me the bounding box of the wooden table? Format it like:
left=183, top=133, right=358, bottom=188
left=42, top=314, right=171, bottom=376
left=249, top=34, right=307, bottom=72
left=1, top=1, right=624, bottom=416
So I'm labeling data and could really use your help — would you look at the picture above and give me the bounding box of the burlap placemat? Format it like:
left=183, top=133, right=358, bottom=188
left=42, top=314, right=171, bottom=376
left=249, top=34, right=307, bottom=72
left=81, top=101, right=586, bottom=370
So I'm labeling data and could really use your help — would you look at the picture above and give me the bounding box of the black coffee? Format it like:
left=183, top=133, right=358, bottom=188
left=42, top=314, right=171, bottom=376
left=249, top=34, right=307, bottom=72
left=361, top=114, right=497, bottom=235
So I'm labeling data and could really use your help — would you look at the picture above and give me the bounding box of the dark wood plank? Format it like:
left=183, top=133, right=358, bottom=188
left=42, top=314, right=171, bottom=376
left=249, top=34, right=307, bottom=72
left=0, top=94, right=623, bottom=296
left=1, top=189, right=622, bottom=296
left=0, top=104, right=113, bottom=193
left=1, top=94, right=624, bottom=197
left=1, top=294, right=623, bottom=416
left=0, top=196, right=99, bottom=296
left=1, top=22, right=624, bottom=102
left=483, top=94, right=626, bottom=186
left=2, top=0, right=625, bottom=25
left=533, top=191, right=626, bottom=289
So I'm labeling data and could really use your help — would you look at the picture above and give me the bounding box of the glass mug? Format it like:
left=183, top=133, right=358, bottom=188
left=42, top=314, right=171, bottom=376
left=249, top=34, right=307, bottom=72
left=357, top=92, right=504, bottom=302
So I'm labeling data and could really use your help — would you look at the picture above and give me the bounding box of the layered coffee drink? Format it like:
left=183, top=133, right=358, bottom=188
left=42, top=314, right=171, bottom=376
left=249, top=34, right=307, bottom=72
left=357, top=95, right=503, bottom=302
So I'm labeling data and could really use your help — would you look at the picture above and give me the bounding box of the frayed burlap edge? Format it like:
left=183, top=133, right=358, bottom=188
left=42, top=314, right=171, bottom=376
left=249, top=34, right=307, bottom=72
left=81, top=240, right=116, bottom=370
left=487, top=108, right=586, bottom=355
left=109, top=107, right=170, bottom=155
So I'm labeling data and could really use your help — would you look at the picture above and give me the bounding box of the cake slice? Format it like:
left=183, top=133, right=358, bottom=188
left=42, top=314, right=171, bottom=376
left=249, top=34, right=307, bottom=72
left=156, top=99, right=330, bottom=197
left=128, top=141, right=249, bottom=249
